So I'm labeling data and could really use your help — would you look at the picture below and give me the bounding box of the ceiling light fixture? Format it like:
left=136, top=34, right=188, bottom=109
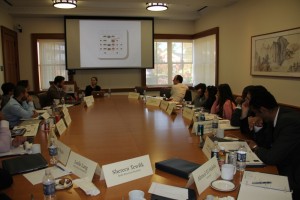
left=146, top=3, right=168, bottom=11
left=53, top=0, right=77, bottom=9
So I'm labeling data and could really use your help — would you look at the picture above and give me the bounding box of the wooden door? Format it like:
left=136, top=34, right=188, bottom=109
left=1, top=26, right=20, bottom=83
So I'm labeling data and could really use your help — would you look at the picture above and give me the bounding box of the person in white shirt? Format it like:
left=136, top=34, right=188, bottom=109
left=0, top=112, right=27, bottom=153
left=169, top=75, right=188, bottom=102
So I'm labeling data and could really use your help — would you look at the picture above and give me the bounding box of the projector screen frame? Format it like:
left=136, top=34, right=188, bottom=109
left=64, top=16, right=154, bottom=70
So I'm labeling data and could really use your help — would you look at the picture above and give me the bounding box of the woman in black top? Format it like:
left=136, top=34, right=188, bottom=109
left=85, top=77, right=101, bottom=96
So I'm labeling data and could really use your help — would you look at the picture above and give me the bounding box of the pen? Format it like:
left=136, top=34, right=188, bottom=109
left=55, top=164, right=65, bottom=171
left=252, top=181, right=272, bottom=184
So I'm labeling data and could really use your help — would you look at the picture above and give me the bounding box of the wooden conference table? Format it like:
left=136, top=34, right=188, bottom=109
left=1, top=95, right=277, bottom=200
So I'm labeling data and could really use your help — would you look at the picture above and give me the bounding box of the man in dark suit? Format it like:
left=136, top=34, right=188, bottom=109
left=46, top=76, right=66, bottom=106
left=247, top=86, right=300, bottom=200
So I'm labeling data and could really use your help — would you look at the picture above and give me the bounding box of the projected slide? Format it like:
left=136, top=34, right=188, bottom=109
left=79, top=20, right=141, bottom=68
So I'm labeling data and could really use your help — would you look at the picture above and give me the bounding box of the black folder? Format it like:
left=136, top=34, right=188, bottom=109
left=2, top=153, right=48, bottom=175
left=155, top=158, right=201, bottom=179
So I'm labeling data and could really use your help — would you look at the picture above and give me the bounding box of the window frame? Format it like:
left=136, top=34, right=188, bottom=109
left=31, top=33, right=71, bottom=92
left=142, top=27, right=219, bottom=88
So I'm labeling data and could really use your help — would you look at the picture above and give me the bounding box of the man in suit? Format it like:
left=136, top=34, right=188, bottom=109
left=247, top=86, right=300, bottom=200
left=46, top=76, right=66, bottom=106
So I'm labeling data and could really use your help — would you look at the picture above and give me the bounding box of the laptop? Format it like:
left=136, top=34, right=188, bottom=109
left=92, top=91, right=105, bottom=98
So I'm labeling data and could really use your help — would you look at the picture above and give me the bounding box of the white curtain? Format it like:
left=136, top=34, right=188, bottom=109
left=38, top=39, right=68, bottom=90
left=193, top=35, right=216, bottom=86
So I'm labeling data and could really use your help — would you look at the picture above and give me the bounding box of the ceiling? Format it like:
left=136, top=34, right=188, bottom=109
left=0, top=0, right=240, bottom=20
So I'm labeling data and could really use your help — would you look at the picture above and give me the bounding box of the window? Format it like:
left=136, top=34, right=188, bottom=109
left=146, top=40, right=193, bottom=86
left=37, top=39, right=68, bottom=91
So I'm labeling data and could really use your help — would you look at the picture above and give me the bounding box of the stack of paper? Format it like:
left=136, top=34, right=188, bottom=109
left=238, top=171, right=292, bottom=200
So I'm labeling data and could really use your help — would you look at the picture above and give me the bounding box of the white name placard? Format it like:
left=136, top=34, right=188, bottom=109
left=191, top=157, right=220, bottom=195
left=160, top=100, right=169, bottom=111
left=66, top=151, right=98, bottom=182
left=56, top=140, right=71, bottom=166
left=128, top=92, right=140, bottom=99
left=41, top=112, right=50, bottom=120
left=102, top=155, right=153, bottom=187
left=64, top=112, right=72, bottom=127
left=202, top=137, right=215, bottom=159
left=56, top=119, right=67, bottom=135
left=166, top=103, right=176, bottom=115
left=62, top=105, right=69, bottom=117
left=84, top=96, right=94, bottom=107
left=182, top=107, right=194, bottom=121
left=146, top=97, right=161, bottom=107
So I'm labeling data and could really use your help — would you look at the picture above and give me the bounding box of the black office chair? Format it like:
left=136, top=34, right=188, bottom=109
left=184, top=90, right=192, bottom=101
left=37, top=92, right=49, bottom=108
left=134, top=86, right=147, bottom=95
left=160, top=88, right=171, bottom=98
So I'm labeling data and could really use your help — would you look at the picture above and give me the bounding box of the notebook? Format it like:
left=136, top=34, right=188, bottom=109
left=155, top=158, right=201, bottom=179
left=151, top=188, right=196, bottom=200
left=2, top=153, right=48, bottom=175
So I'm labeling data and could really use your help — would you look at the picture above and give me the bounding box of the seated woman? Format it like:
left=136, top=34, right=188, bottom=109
left=202, top=85, right=217, bottom=112
left=192, top=83, right=206, bottom=107
left=211, top=83, right=236, bottom=120
left=85, top=77, right=101, bottom=96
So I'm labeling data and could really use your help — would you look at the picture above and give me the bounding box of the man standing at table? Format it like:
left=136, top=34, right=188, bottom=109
left=2, top=86, right=38, bottom=128
left=247, top=86, right=300, bottom=200
left=46, top=76, right=66, bottom=106
left=169, top=75, right=188, bottom=102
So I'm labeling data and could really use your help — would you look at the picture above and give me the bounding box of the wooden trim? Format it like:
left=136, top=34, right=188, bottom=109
left=154, top=34, right=193, bottom=40
left=31, top=33, right=65, bottom=92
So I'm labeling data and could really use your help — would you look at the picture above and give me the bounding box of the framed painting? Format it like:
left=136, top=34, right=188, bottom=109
left=251, top=27, right=300, bottom=77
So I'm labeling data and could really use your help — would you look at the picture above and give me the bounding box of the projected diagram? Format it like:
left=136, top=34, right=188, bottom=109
left=99, top=30, right=128, bottom=59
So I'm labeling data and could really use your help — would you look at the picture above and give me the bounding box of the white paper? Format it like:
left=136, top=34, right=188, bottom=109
left=41, top=112, right=50, bottom=120
left=160, top=100, right=169, bottom=111
left=13, top=123, right=40, bottom=137
left=64, top=113, right=72, bottom=127
left=182, top=107, right=194, bottom=121
left=148, top=182, right=188, bottom=200
left=73, top=177, right=100, bottom=196
left=23, top=166, right=70, bottom=185
left=0, top=145, right=27, bottom=157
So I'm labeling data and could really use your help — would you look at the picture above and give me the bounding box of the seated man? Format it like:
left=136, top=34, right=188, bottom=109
left=1, top=82, right=15, bottom=110
left=169, top=75, right=188, bottom=102
left=192, top=83, right=206, bottom=107
left=2, top=86, right=38, bottom=128
left=46, top=76, right=66, bottom=106
left=247, top=86, right=300, bottom=199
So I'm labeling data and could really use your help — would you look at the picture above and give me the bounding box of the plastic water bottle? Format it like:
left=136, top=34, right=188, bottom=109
left=211, top=141, right=219, bottom=159
left=237, top=144, right=247, bottom=171
left=212, top=115, right=219, bottom=136
left=43, top=169, right=56, bottom=200
left=48, top=138, right=58, bottom=165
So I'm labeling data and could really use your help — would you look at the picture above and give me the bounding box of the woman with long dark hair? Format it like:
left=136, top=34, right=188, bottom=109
left=211, top=83, right=236, bottom=120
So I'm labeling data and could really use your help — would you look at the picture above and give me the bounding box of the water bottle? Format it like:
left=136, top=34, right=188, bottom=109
left=60, top=97, right=65, bottom=105
left=212, top=115, right=219, bottom=136
left=48, top=138, right=58, bottom=165
left=237, top=144, right=247, bottom=171
left=163, top=94, right=167, bottom=100
left=143, top=90, right=147, bottom=103
left=43, top=169, right=56, bottom=200
left=211, top=141, right=219, bottom=159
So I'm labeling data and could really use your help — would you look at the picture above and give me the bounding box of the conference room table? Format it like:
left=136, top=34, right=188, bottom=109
left=1, top=95, right=277, bottom=200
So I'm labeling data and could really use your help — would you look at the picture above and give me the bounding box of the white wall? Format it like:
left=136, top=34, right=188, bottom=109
left=0, top=8, right=13, bottom=85
left=13, top=17, right=195, bottom=90
left=195, top=0, right=300, bottom=106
